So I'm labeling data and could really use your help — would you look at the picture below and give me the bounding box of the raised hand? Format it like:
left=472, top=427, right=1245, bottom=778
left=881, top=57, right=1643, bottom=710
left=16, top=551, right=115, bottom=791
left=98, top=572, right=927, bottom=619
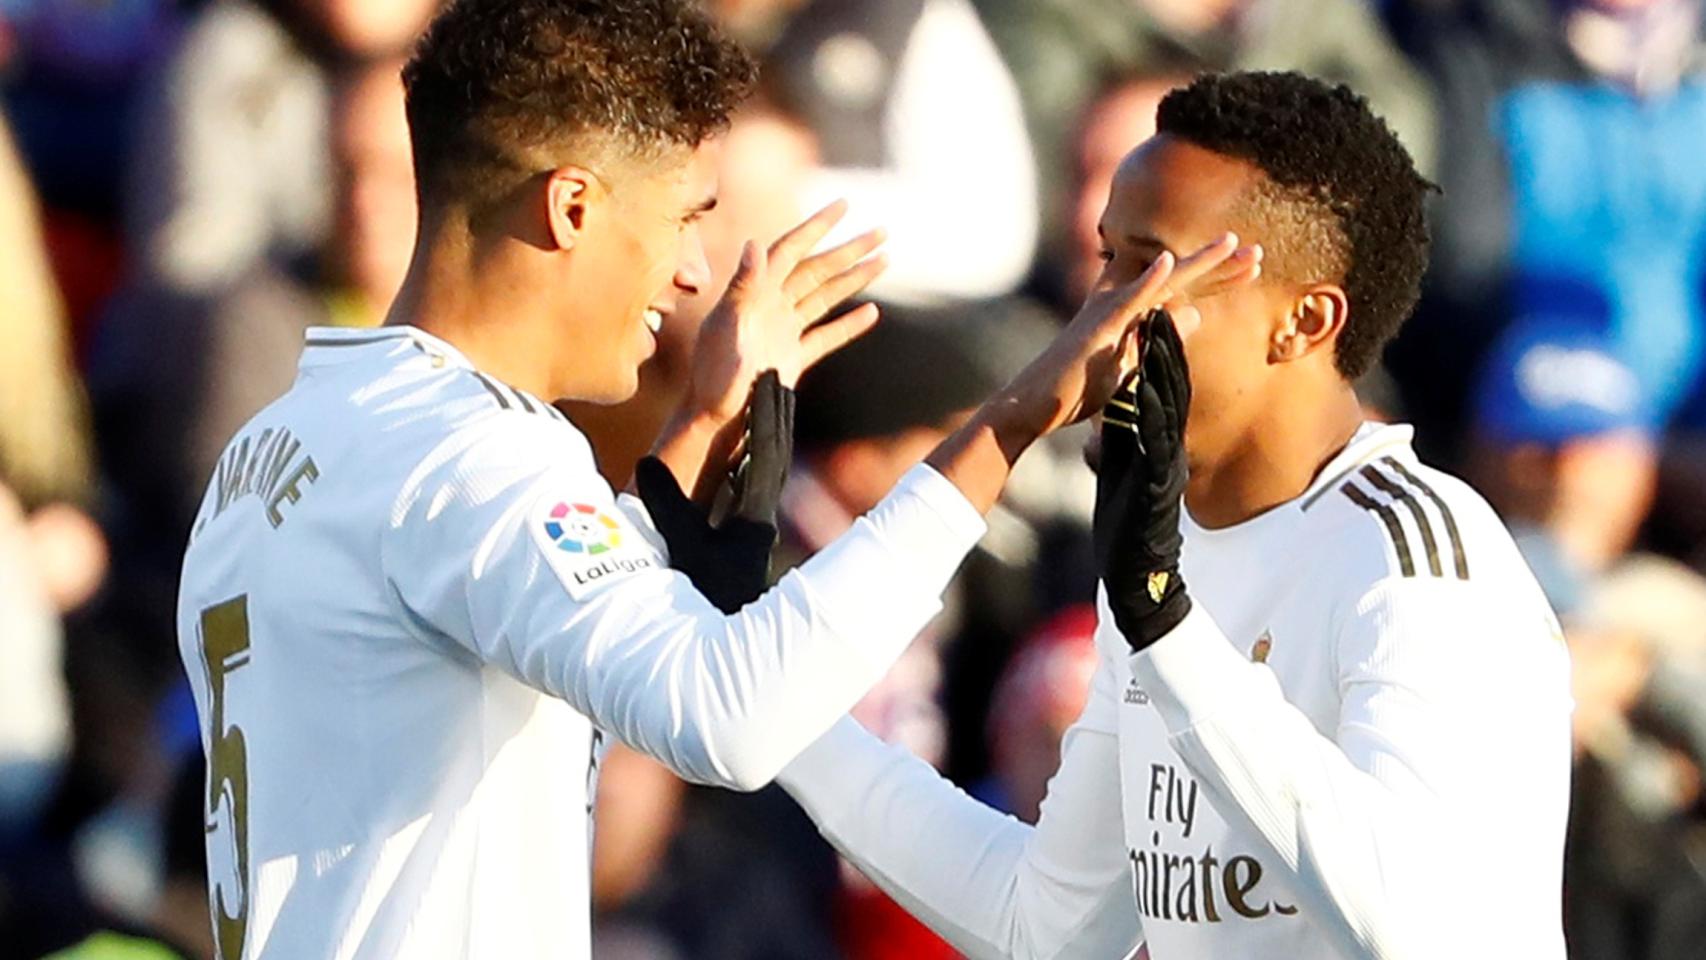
left=687, top=200, right=887, bottom=425
left=991, top=233, right=1259, bottom=442
left=1097, top=309, right=1193, bottom=651
left=923, top=232, right=1257, bottom=516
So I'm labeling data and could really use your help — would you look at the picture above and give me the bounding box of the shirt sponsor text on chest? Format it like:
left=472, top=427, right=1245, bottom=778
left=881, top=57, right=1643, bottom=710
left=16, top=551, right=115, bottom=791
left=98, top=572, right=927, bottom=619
left=1130, top=762, right=1298, bottom=924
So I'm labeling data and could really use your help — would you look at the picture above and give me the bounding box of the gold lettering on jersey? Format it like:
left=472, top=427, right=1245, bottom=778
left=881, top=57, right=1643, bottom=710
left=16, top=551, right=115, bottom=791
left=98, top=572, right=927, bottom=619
left=209, top=425, right=320, bottom=530
left=199, top=596, right=254, bottom=960
left=1130, top=762, right=1297, bottom=923
left=266, top=457, right=320, bottom=529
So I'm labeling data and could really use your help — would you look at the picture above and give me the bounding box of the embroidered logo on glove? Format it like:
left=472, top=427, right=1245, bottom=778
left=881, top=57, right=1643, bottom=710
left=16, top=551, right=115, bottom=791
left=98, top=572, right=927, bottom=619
left=1147, top=571, right=1170, bottom=604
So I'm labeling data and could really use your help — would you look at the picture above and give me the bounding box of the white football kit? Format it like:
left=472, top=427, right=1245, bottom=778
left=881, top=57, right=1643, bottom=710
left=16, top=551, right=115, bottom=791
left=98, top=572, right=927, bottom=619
left=781, top=422, right=1573, bottom=959
left=175, top=325, right=985, bottom=959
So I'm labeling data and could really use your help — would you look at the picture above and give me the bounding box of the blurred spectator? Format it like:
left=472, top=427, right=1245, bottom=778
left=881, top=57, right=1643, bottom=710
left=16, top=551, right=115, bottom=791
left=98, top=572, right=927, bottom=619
left=1565, top=555, right=1706, bottom=960
left=762, top=0, right=1038, bottom=303
left=1, top=0, right=184, bottom=340
left=787, top=310, right=1006, bottom=768
left=1385, top=0, right=1706, bottom=455
left=1469, top=320, right=1658, bottom=589
left=0, top=112, right=95, bottom=513
left=0, top=480, right=71, bottom=833
left=974, top=0, right=1437, bottom=263
left=0, top=112, right=106, bottom=834
left=96, top=56, right=416, bottom=567
left=1046, top=71, right=1184, bottom=311
left=124, top=0, right=435, bottom=295
left=973, top=604, right=1099, bottom=823
left=706, top=0, right=808, bottom=47
left=39, top=752, right=213, bottom=960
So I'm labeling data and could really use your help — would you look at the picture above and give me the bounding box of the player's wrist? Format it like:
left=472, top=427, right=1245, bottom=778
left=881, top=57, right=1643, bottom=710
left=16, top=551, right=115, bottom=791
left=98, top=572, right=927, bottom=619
left=971, top=394, right=1048, bottom=461
left=1108, top=565, right=1192, bottom=653
left=650, top=408, right=744, bottom=505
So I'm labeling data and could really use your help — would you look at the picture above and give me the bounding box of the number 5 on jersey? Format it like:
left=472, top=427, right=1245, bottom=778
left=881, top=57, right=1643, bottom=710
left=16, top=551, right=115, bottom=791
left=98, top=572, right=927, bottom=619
left=200, top=596, right=253, bottom=960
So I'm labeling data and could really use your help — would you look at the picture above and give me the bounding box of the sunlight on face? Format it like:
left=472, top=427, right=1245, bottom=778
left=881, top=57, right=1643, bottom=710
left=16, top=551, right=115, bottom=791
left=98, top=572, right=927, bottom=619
left=558, top=141, right=722, bottom=404
left=1094, top=135, right=1290, bottom=466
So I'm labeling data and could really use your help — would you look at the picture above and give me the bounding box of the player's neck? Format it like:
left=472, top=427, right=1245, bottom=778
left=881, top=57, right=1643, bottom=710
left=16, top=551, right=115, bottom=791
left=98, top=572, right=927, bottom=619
left=1185, top=384, right=1364, bottom=530
left=386, top=219, right=559, bottom=399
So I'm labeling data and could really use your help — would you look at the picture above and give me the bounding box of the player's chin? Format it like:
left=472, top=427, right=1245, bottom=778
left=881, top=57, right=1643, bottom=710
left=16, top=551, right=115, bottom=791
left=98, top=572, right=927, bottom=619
left=574, top=364, right=644, bottom=407
left=600, top=372, right=644, bottom=406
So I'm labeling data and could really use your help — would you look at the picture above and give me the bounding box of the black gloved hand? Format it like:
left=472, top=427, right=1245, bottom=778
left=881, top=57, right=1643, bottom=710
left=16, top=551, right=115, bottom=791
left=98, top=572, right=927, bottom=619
left=635, top=371, right=795, bottom=613
left=1095, top=309, right=1193, bottom=652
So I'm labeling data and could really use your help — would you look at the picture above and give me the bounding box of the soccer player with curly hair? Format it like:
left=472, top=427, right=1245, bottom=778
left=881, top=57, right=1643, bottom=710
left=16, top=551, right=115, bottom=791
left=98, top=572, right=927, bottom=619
left=174, top=2, right=1253, bottom=956
left=780, top=71, right=1571, bottom=959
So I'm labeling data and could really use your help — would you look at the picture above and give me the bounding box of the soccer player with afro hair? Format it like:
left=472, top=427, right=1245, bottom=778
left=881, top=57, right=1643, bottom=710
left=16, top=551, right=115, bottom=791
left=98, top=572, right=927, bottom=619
left=780, top=71, right=1571, bottom=960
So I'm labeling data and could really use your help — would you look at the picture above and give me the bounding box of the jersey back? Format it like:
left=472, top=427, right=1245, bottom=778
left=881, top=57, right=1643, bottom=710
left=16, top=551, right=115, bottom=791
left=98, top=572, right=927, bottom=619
left=177, top=328, right=602, bottom=960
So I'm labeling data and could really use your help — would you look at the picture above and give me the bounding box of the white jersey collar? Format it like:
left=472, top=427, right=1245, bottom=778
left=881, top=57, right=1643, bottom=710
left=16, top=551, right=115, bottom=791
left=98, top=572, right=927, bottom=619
left=300, top=325, right=476, bottom=370
left=1181, top=421, right=1416, bottom=542
left=1296, top=421, right=1416, bottom=513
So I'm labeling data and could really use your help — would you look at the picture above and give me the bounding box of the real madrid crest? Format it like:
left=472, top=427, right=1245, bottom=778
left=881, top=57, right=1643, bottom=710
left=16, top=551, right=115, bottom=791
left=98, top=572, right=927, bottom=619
left=1251, top=630, right=1273, bottom=663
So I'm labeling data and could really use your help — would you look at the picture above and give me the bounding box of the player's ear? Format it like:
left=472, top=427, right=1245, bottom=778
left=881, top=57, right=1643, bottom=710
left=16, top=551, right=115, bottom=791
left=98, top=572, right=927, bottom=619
left=544, top=167, right=597, bottom=253
left=1269, top=285, right=1347, bottom=364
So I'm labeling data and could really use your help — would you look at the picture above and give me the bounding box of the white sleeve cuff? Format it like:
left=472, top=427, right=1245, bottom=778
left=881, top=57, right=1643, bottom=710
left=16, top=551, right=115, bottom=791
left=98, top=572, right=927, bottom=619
left=1129, top=604, right=1254, bottom=733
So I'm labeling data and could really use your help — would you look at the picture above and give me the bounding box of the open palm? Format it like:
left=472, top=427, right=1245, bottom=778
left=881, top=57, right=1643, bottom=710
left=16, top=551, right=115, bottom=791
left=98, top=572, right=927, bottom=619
left=690, top=200, right=887, bottom=425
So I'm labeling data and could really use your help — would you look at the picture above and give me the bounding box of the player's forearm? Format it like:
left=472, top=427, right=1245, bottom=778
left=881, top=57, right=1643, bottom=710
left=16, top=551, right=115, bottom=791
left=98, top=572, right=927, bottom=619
left=925, top=400, right=1044, bottom=515
left=572, top=464, right=987, bottom=790
left=780, top=719, right=1031, bottom=959
left=782, top=717, right=1139, bottom=960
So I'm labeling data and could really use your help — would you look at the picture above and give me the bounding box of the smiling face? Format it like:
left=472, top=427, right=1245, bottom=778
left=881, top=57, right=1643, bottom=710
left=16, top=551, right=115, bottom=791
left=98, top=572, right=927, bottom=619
left=553, top=140, right=720, bottom=403
left=1094, top=134, right=1315, bottom=469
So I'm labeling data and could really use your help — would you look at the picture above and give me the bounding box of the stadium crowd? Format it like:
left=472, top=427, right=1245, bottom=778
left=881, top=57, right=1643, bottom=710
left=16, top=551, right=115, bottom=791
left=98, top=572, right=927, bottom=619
left=2, top=0, right=1706, bottom=957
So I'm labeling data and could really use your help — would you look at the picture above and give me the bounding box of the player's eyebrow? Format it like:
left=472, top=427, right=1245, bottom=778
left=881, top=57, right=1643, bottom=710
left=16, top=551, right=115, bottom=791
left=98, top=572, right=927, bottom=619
left=1123, top=233, right=1172, bottom=256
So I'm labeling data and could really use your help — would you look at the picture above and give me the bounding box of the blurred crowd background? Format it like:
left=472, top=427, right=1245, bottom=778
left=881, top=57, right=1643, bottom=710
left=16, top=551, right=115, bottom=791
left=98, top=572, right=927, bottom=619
left=3, top=0, right=1706, bottom=957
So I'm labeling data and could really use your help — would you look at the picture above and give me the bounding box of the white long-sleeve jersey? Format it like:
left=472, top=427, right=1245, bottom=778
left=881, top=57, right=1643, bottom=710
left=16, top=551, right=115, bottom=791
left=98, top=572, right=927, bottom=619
left=175, top=325, right=985, bottom=959
left=781, top=422, right=1573, bottom=959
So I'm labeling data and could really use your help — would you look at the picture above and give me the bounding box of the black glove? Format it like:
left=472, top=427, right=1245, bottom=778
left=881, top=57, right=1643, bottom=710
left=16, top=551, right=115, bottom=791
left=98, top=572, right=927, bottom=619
left=1095, top=309, right=1193, bottom=652
left=634, top=371, right=795, bottom=613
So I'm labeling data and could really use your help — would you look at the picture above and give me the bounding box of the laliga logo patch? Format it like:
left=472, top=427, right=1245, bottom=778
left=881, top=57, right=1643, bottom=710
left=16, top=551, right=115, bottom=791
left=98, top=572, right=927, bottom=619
left=544, top=502, right=623, bottom=555
left=534, top=497, right=657, bottom=599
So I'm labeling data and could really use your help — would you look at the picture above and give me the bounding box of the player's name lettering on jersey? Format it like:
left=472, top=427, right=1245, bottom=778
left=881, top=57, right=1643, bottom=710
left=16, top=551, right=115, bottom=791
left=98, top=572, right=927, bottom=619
left=567, top=554, right=657, bottom=588
left=208, top=424, right=320, bottom=531
left=1131, top=761, right=1298, bottom=924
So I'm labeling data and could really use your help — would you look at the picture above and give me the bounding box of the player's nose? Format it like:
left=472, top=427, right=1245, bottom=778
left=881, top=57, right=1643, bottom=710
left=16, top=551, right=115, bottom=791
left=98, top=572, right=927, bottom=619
left=675, top=229, right=711, bottom=297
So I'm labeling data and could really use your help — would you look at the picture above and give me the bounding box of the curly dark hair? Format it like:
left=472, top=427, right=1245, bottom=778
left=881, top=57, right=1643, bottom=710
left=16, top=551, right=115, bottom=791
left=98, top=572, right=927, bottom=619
left=403, top=0, right=757, bottom=211
left=1156, top=71, right=1433, bottom=381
